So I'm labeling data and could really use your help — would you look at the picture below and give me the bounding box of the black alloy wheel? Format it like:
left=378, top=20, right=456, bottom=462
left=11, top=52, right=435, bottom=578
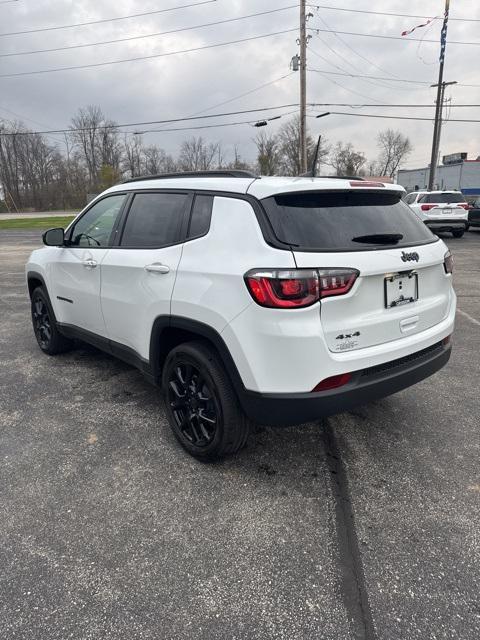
left=32, top=294, right=52, bottom=349
left=30, top=287, right=73, bottom=355
left=162, top=341, right=250, bottom=460
left=167, top=362, right=219, bottom=448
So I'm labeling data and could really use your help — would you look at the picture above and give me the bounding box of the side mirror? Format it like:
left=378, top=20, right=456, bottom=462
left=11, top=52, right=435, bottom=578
left=43, top=228, right=65, bottom=246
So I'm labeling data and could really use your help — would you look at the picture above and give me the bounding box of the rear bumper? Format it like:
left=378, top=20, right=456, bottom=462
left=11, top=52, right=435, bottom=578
left=425, top=219, right=467, bottom=232
left=241, top=341, right=451, bottom=426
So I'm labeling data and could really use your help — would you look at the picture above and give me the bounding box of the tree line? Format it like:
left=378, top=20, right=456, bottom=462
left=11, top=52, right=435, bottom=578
left=0, top=105, right=412, bottom=212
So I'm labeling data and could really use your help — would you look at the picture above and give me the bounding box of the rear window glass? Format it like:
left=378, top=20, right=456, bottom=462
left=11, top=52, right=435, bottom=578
left=262, top=191, right=436, bottom=251
left=419, top=193, right=465, bottom=203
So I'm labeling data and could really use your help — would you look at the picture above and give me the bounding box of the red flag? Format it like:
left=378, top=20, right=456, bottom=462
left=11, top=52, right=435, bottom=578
left=401, top=16, right=439, bottom=37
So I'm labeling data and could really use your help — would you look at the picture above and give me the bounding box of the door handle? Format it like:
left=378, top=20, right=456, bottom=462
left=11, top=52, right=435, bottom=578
left=144, top=263, right=170, bottom=274
left=82, top=259, right=98, bottom=268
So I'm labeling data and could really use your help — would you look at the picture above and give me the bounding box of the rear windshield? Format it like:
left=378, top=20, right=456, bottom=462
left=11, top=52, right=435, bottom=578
left=419, top=193, right=465, bottom=203
left=262, top=190, right=436, bottom=251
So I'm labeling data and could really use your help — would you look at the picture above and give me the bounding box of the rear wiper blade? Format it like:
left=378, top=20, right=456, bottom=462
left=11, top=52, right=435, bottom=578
left=352, top=233, right=404, bottom=244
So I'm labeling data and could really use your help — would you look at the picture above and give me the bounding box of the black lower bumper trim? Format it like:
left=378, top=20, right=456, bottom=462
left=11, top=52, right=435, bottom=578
left=425, top=220, right=467, bottom=231
left=241, top=342, right=451, bottom=426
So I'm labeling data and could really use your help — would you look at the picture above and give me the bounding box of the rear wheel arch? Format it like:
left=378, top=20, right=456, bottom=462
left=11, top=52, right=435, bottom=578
left=149, top=316, right=247, bottom=400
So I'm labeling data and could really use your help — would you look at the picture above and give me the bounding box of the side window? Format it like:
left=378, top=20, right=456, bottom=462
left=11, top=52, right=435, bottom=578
left=70, top=195, right=126, bottom=248
left=120, top=192, right=189, bottom=248
left=188, top=194, right=213, bottom=239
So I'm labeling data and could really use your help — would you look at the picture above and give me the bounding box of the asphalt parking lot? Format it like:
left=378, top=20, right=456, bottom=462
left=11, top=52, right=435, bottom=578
left=1, top=229, right=479, bottom=640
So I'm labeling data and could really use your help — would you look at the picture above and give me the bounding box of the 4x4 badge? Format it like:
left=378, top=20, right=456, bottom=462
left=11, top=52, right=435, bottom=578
left=401, top=251, right=419, bottom=262
left=336, top=331, right=360, bottom=340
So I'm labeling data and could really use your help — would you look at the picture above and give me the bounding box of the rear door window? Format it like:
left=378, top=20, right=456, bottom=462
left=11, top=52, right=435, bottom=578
left=120, top=192, right=189, bottom=248
left=261, top=190, right=436, bottom=251
left=419, top=193, right=465, bottom=203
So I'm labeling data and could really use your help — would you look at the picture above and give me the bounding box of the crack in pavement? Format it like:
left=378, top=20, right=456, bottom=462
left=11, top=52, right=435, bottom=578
left=322, top=419, right=377, bottom=640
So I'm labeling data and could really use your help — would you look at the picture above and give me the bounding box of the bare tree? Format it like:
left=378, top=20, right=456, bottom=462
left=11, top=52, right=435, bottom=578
left=329, top=142, right=366, bottom=176
left=69, top=106, right=120, bottom=190
left=179, top=137, right=220, bottom=171
left=277, top=116, right=325, bottom=176
left=254, top=131, right=280, bottom=175
left=377, top=129, right=412, bottom=178
left=227, top=145, right=253, bottom=172
left=123, top=134, right=144, bottom=178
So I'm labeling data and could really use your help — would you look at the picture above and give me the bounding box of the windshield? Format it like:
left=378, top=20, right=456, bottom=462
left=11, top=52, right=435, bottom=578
left=261, top=190, right=436, bottom=251
left=419, top=193, right=465, bottom=204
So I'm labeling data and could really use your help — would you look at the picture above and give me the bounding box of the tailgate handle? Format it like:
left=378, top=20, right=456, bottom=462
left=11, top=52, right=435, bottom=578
left=400, top=316, right=419, bottom=332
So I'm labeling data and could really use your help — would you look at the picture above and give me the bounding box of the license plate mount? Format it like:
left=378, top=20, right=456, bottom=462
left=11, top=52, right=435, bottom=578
left=384, top=271, right=418, bottom=309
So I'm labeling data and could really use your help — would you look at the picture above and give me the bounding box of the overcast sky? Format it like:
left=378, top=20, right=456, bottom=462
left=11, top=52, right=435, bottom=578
left=0, top=0, right=479, bottom=171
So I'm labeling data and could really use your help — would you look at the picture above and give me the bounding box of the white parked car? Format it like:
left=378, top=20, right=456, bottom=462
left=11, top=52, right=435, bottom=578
left=26, top=171, right=455, bottom=459
left=404, top=190, right=468, bottom=237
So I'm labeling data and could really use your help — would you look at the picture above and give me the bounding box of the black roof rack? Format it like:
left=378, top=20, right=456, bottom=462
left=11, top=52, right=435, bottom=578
left=122, top=170, right=257, bottom=183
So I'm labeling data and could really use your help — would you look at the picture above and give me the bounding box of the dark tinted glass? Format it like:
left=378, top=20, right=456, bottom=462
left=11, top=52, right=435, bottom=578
left=262, top=191, right=435, bottom=251
left=188, top=195, right=213, bottom=238
left=420, top=193, right=465, bottom=203
left=70, top=195, right=125, bottom=247
left=121, top=192, right=188, bottom=247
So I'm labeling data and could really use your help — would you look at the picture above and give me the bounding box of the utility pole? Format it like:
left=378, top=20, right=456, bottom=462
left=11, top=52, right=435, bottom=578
left=428, top=0, right=451, bottom=190
left=430, top=80, right=457, bottom=179
left=299, top=0, right=307, bottom=174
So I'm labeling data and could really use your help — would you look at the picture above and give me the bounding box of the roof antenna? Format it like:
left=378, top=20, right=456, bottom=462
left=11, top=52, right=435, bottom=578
left=311, top=134, right=322, bottom=178
left=299, top=135, right=322, bottom=178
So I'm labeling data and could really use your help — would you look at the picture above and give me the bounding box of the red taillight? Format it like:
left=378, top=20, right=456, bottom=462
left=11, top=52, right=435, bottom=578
left=318, top=269, right=359, bottom=298
left=421, top=204, right=436, bottom=211
left=444, top=250, right=453, bottom=274
left=312, top=373, right=352, bottom=392
left=244, top=268, right=359, bottom=308
left=459, top=203, right=469, bottom=210
left=244, top=269, right=319, bottom=308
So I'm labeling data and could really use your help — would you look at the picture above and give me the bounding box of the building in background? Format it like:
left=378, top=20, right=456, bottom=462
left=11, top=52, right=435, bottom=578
left=397, top=153, right=480, bottom=197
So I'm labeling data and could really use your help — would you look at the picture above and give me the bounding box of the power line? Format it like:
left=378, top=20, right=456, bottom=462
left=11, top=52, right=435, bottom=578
left=309, top=102, right=480, bottom=108
left=0, top=5, right=299, bottom=58
left=129, top=110, right=298, bottom=135
left=309, top=111, right=480, bottom=123
left=308, top=4, right=480, bottom=23
left=308, top=67, right=480, bottom=89
left=0, top=0, right=217, bottom=37
left=139, top=72, right=295, bottom=134
left=307, top=27, right=480, bottom=46
left=0, top=28, right=298, bottom=78
left=0, top=104, right=300, bottom=136
left=311, top=14, right=407, bottom=89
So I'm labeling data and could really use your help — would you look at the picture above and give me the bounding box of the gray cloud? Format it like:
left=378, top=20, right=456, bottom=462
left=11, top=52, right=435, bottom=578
left=0, top=0, right=479, bottom=168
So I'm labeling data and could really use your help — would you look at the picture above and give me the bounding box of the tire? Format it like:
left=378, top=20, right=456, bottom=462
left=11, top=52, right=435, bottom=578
left=465, top=224, right=470, bottom=232
left=452, top=229, right=465, bottom=238
left=31, top=286, right=73, bottom=355
left=162, top=340, right=250, bottom=460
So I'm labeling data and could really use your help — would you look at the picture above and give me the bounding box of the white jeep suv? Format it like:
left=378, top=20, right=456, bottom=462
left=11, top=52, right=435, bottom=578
left=26, top=171, right=455, bottom=459
left=404, top=190, right=468, bottom=237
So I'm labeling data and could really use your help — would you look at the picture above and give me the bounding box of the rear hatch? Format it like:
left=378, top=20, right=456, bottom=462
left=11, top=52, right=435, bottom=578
left=262, top=188, right=452, bottom=352
left=419, top=192, right=468, bottom=219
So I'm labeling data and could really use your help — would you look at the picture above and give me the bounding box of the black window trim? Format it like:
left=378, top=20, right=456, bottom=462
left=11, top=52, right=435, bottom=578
left=65, top=192, right=130, bottom=249
left=107, top=188, right=283, bottom=251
